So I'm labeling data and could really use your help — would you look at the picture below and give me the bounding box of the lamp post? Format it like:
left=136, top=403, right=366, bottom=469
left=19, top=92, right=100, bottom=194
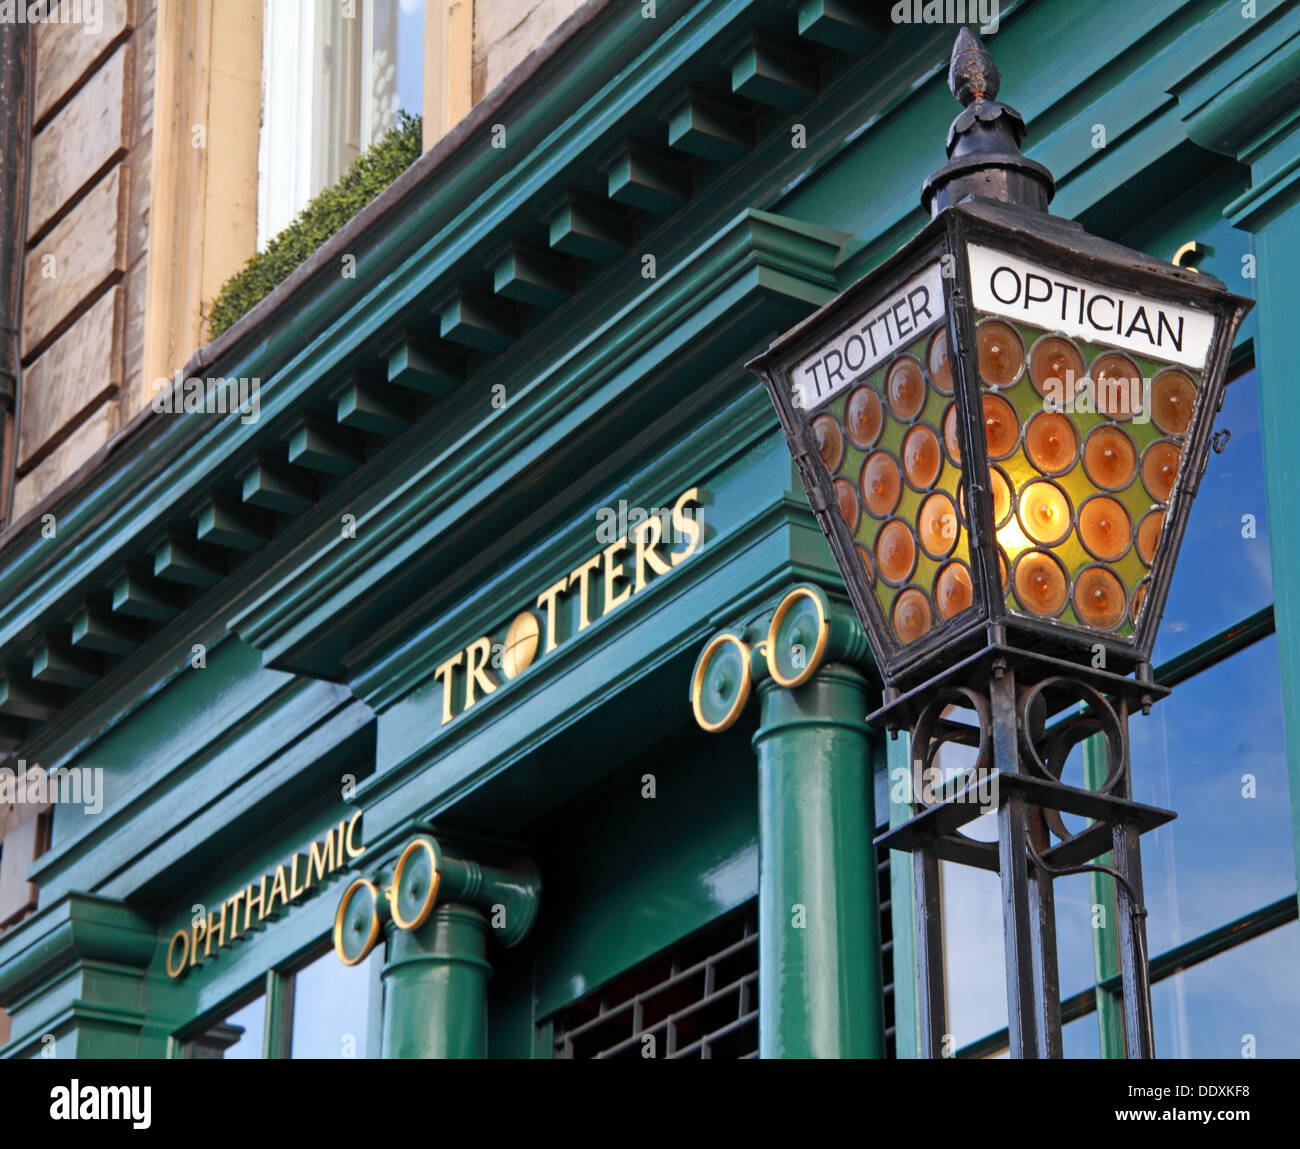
left=747, top=28, right=1252, bottom=1059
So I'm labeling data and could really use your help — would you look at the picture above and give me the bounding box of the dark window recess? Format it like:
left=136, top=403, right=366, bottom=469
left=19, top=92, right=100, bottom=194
left=552, top=859, right=898, bottom=1059
left=553, top=903, right=759, bottom=1059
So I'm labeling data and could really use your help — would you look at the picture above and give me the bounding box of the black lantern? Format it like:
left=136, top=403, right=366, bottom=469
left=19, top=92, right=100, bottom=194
left=747, top=29, right=1253, bottom=1059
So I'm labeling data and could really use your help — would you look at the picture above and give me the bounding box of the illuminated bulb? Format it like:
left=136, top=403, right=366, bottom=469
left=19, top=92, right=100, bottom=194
left=1029, top=335, right=1086, bottom=404
left=834, top=478, right=859, bottom=529
left=1084, top=425, right=1137, bottom=489
left=1151, top=369, right=1197, bottom=436
left=1137, top=509, right=1163, bottom=565
left=903, top=425, right=942, bottom=489
left=1074, top=566, right=1126, bottom=629
left=812, top=413, right=843, bottom=470
left=928, top=329, right=953, bottom=395
left=886, top=358, right=926, bottom=420
left=1079, top=495, right=1132, bottom=561
left=892, top=588, right=932, bottom=644
left=1014, top=550, right=1068, bottom=616
left=982, top=393, right=1019, bottom=459
left=845, top=385, right=883, bottom=448
left=876, top=520, right=916, bottom=584
left=977, top=319, right=1025, bottom=387
left=1142, top=440, right=1181, bottom=502
left=1019, top=480, right=1072, bottom=546
left=1025, top=411, right=1078, bottom=474
left=918, top=492, right=958, bottom=557
left=935, top=561, right=973, bottom=619
left=1091, top=352, right=1143, bottom=420
left=861, top=451, right=902, bottom=516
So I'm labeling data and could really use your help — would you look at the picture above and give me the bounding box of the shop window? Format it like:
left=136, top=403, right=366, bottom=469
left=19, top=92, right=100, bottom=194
left=936, top=356, right=1298, bottom=1059
left=290, top=947, right=378, bottom=1059
left=551, top=903, right=760, bottom=1059
left=258, top=0, right=427, bottom=248
left=1149, top=920, right=1300, bottom=1058
left=186, top=994, right=266, bottom=1059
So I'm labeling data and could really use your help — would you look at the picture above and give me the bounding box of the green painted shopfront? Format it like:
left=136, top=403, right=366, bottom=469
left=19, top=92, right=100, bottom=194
left=1, top=0, right=1298, bottom=1059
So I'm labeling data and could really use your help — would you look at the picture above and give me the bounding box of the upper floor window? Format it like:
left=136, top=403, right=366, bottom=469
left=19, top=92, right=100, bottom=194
left=258, top=0, right=427, bottom=248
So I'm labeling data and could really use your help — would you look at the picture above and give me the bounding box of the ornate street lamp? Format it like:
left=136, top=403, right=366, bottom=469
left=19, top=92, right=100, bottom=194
left=747, top=29, right=1252, bottom=1058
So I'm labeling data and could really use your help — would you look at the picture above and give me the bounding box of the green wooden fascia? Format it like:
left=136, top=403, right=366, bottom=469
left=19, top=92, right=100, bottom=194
left=1174, top=0, right=1300, bottom=162
left=355, top=473, right=836, bottom=850
left=0, top=892, right=157, bottom=1050
left=225, top=209, right=846, bottom=677
left=28, top=686, right=372, bottom=906
left=0, top=0, right=768, bottom=703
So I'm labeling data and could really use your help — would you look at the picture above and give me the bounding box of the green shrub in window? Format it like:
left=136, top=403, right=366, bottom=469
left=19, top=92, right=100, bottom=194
left=207, top=111, right=423, bottom=339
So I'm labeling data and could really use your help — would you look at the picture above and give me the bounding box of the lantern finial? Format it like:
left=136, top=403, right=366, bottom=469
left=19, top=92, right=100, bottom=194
left=922, top=28, right=1055, bottom=217
left=949, top=26, right=998, bottom=105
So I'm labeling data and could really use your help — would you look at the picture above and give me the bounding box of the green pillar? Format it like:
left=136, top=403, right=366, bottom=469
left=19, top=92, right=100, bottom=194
left=752, top=661, right=884, bottom=1058
left=381, top=904, right=490, bottom=1059
left=332, top=833, right=541, bottom=1059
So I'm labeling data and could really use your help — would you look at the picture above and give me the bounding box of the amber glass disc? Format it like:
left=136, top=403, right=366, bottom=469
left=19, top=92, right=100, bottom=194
left=886, top=357, right=926, bottom=420
left=834, top=477, right=859, bottom=530
left=1074, top=566, right=1127, bottom=630
left=855, top=543, right=875, bottom=585
left=811, top=413, right=843, bottom=470
left=1131, top=579, right=1148, bottom=623
left=942, top=402, right=961, bottom=462
left=1029, top=335, right=1086, bottom=404
left=1091, top=352, right=1143, bottom=420
left=1083, top=425, right=1137, bottom=490
left=990, top=466, right=1012, bottom=526
left=876, top=519, right=916, bottom=584
left=977, top=319, right=1025, bottom=388
left=998, top=548, right=1009, bottom=590
left=861, top=451, right=902, bottom=517
left=918, top=492, right=958, bottom=558
left=1014, top=550, right=1068, bottom=616
left=934, top=561, right=973, bottom=620
left=1142, top=440, right=1181, bottom=502
left=1025, top=411, right=1079, bottom=475
left=1019, top=480, right=1072, bottom=546
left=982, top=393, right=1019, bottom=459
left=1150, top=369, right=1197, bottom=436
left=1079, top=495, right=1132, bottom=561
left=1137, top=509, right=1163, bottom=565
left=892, top=588, right=932, bottom=645
left=844, top=385, right=883, bottom=449
left=902, top=425, right=942, bottom=489
left=928, top=329, right=953, bottom=395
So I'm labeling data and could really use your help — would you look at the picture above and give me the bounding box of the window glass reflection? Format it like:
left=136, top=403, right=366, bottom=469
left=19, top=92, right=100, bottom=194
left=1130, top=636, right=1293, bottom=955
left=290, top=947, right=378, bottom=1059
left=188, top=994, right=265, bottom=1059
left=1151, top=921, right=1300, bottom=1058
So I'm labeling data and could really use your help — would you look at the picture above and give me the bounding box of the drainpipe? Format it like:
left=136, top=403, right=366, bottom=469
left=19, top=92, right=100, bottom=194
left=0, top=21, right=31, bottom=524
